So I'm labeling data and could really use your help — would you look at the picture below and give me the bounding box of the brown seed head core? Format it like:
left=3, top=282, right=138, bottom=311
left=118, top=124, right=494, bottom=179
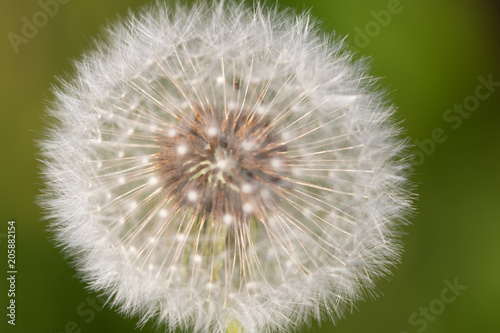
left=156, top=105, right=290, bottom=225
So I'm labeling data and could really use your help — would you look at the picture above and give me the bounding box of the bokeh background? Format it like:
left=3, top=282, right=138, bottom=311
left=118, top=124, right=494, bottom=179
left=1, top=0, right=499, bottom=332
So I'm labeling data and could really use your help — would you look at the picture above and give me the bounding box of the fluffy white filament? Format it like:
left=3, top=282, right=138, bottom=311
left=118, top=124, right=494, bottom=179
left=39, top=1, right=412, bottom=332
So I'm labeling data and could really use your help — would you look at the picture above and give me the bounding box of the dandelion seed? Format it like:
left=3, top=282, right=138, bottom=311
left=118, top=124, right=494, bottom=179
left=187, top=190, right=199, bottom=202
left=148, top=176, right=159, bottom=186
left=223, top=214, right=234, bottom=225
left=39, top=1, right=413, bottom=333
left=159, top=209, right=168, bottom=218
left=176, top=144, right=188, bottom=155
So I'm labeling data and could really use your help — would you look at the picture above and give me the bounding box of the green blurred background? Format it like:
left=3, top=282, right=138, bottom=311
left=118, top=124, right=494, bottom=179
left=1, top=0, right=499, bottom=332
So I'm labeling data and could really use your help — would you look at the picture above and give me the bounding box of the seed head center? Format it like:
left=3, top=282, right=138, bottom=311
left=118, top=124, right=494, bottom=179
left=156, top=105, right=290, bottom=224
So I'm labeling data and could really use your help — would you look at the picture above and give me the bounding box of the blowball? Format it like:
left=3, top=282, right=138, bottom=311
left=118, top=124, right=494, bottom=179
left=39, top=1, right=412, bottom=332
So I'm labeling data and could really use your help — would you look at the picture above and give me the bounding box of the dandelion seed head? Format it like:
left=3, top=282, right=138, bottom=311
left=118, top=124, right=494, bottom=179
left=39, top=1, right=413, bottom=333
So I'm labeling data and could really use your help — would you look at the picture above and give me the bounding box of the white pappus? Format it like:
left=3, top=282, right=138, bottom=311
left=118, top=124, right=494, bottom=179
left=39, top=1, right=413, bottom=332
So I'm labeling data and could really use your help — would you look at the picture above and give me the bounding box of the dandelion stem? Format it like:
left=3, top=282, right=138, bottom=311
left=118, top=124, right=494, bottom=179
left=226, top=316, right=243, bottom=333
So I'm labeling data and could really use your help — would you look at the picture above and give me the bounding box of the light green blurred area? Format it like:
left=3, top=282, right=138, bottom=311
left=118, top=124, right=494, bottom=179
left=0, top=0, right=499, bottom=332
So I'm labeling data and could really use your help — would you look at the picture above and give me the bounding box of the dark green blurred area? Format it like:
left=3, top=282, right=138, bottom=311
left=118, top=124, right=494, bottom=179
left=0, top=0, right=499, bottom=332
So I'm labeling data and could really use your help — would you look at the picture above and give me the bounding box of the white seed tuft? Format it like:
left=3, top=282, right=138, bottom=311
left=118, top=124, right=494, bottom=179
left=216, top=76, right=225, bottom=85
left=207, top=127, right=218, bottom=137
left=177, top=144, right=187, bottom=155
left=242, top=202, right=253, bottom=214
left=241, top=183, right=253, bottom=194
left=223, top=214, right=234, bottom=225
left=39, top=1, right=413, bottom=333
left=159, top=209, right=168, bottom=218
left=187, top=191, right=198, bottom=202
left=148, top=176, right=159, bottom=186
